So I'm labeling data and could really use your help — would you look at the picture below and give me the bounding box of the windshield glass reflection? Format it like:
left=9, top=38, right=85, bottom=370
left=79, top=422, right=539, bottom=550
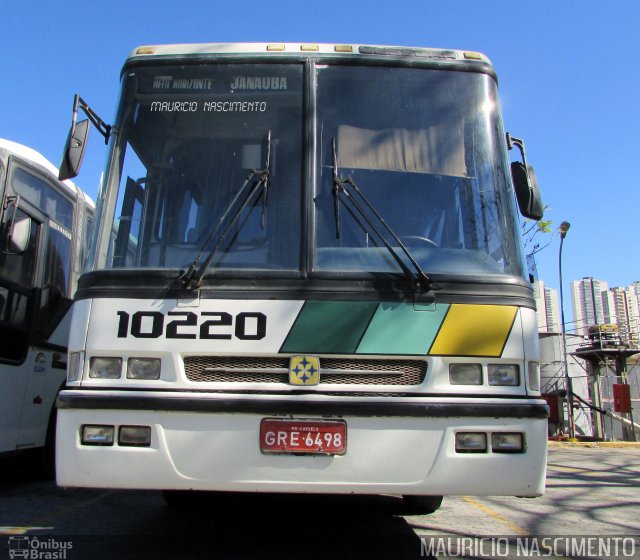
left=314, top=65, right=524, bottom=279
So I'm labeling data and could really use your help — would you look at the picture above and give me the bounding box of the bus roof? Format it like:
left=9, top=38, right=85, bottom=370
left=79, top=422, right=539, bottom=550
left=127, top=42, right=492, bottom=66
left=0, top=138, right=93, bottom=207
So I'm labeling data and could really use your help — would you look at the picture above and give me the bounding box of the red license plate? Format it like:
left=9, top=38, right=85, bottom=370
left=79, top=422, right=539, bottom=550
left=260, top=418, right=347, bottom=455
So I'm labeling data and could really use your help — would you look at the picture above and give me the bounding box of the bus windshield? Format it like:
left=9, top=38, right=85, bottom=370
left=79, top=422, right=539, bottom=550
left=107, top=63, right=304, bottom=271
left=315, top=65, right=524, bottom=279
left=100, top=61, right=524, bottom=279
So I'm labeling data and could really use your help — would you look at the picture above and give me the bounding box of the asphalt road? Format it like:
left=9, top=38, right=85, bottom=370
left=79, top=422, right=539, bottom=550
left=1, top=447, right=639, bottom=559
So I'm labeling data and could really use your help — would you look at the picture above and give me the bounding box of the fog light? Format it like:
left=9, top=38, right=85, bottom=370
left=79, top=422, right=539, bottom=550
left=119, top=426, right=152, bottom=447
left=127, top=358, right=161, bottom=380
left=455, top=432, right=487, bottom=453
left=89, top=357, right=122, bottom=379
left=528, top=361, right=540, bottom=391
left=488, top=364, right=520, bottom=386
left=81, top=425, right=114, bottom=446
left=449, top=364, right=482, bottom=385
left=491, top=432, right=525, bottom=453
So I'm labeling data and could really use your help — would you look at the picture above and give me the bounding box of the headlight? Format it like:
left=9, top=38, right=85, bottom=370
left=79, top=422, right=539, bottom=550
left=455, top=432, right=487, bottom=453
left=488, top=364, right=520, bottom=386
left=127, top=358, right=161, bottom=380
left=89, top=357, right=122, bottom=379
left=81, top=425, right=115, bottom=446
left=528, top=361, right=540, bottom=391
left=449, top=363, right=482, bottom=385
left=491, top=432, right=525, bottom=453
left=119, top=426, right=152, bottom=447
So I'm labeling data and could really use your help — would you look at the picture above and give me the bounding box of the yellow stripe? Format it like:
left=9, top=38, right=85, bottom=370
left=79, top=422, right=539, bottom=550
left=462, top=496, right=529, bottom=535
left=429, top=304, right=517, bottom=357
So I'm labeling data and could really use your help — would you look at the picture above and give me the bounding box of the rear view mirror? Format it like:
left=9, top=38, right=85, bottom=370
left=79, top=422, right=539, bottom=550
left=9, top=216, right=32, bottom=254
left=4, top=216, right=32, bottom=254
left=59, top=119, right=90, bottom=181
left=58, top=95, right=111, bottom=182
left=506, top=133, right=544, bottom=221
left=511, top=162, right=544, bottom=221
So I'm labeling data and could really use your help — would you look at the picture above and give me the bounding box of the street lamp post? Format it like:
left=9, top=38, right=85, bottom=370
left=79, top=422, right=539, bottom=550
left=558, top=220, right=575, bottom=438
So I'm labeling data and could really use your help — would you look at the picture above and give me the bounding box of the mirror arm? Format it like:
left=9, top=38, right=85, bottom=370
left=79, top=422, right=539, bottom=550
left=1, top=195, right=21, bottom=253
left=506, top=132, right=529, bottom=168
left=4, top=195, right=20, bottom=237
left=72, top=94, right=111, bottom=145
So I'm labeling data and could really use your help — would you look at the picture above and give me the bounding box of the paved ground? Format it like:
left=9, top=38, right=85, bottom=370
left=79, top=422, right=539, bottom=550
left=0, top=446, right=639, bottom=559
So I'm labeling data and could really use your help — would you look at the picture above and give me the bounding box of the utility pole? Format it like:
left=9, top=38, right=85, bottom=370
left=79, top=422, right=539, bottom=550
left=558, top=221, right=575, bottom=438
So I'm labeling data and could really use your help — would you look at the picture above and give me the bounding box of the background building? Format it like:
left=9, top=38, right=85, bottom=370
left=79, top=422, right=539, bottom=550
left=571, top=277, right=610, bottom=335
left=534, top=280, right=560, bottom=333
left=536, top=277, right=640, bottom=440
left=626, top=283, right=640, bottom=345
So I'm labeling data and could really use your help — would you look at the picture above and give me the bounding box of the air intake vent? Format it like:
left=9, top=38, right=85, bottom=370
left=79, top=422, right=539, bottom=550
left=184, top=356, right=427, bottom=386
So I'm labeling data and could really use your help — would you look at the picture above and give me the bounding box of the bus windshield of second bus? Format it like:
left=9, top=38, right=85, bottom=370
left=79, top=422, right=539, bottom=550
left=97, top=61, right=523, bottom=282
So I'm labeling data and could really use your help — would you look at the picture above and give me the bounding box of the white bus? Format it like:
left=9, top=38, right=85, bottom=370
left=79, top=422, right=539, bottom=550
left=56, top=43, right=547, bottom=512
left=0, top=139, right=94, bottom=461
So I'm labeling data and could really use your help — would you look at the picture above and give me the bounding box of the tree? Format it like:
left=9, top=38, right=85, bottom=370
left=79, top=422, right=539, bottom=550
left=522, top=213, right=553, bottom=259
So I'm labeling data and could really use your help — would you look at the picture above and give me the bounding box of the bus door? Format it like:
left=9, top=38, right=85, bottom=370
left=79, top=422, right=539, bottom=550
left=1, top=159, right=75, bottom=451
left=0, top=162, right=43, bottom=452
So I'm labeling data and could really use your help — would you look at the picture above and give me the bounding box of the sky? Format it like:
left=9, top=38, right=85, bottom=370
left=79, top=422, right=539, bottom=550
left=1, top=0, right=638, bottom=307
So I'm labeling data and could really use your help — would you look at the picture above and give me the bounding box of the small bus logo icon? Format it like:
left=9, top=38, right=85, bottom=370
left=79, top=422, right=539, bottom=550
left=8, top=536, right=30, bottom=559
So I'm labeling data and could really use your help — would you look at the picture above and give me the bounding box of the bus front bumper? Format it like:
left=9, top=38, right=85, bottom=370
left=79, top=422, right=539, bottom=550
left=56, top=390, right=548, bottom=496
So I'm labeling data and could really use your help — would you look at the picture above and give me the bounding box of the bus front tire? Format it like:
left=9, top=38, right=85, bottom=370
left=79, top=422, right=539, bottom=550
left=402, top=495, right=443, bottom=514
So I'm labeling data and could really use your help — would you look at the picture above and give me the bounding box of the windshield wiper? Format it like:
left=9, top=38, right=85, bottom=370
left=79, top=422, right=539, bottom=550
left=331, top=138, right=439, bottom=294
left=181, top=130, right=272, bottom=289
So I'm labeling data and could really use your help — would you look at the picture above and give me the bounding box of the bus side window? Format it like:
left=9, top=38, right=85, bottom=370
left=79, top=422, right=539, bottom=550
left=0, top=206, right=38, bottom=362
left=38, top=217, right=73, bottom=332
left=10, top=167, right=75, bottom=335
left=81, top=215, right=94, bottom=268
left=113, top=177, right=145, bottom=267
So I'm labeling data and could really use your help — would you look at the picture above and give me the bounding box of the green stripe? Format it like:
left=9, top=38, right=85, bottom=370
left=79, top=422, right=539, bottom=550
left=356, top=302, right=450, bottom=355
left=281, top=301, right=378, bottom=354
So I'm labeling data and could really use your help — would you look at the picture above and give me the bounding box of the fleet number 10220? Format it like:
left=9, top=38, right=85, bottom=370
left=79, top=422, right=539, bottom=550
left=116, top=310, right=267, bottom=340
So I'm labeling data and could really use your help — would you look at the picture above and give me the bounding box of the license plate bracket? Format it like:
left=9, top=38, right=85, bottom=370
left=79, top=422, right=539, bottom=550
left=260, top=418, right=347, bottom=455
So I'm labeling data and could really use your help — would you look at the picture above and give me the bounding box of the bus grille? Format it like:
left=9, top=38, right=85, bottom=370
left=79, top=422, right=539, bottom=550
left=183, top=356, right=427, bottom=386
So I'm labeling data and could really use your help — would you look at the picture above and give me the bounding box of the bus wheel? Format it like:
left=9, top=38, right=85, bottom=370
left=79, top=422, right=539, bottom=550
left=36, top=405, right=58, bottom=480
left=402, top=495, right=443, bottom=514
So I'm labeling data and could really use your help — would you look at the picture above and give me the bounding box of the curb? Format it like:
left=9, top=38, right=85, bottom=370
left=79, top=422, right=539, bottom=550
left=548, top=440, right=640, bottom=449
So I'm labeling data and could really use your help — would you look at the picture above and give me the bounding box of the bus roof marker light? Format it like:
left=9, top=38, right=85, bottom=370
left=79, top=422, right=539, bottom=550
left=334, top=45, right=353, bottom=53
left=136, top=46, right=156, bottom=55
left=301, top=44, right=319, bottom=51
left=463, top=51, right=482, bottom=60
left=267, top=44, right=285, bottom=51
